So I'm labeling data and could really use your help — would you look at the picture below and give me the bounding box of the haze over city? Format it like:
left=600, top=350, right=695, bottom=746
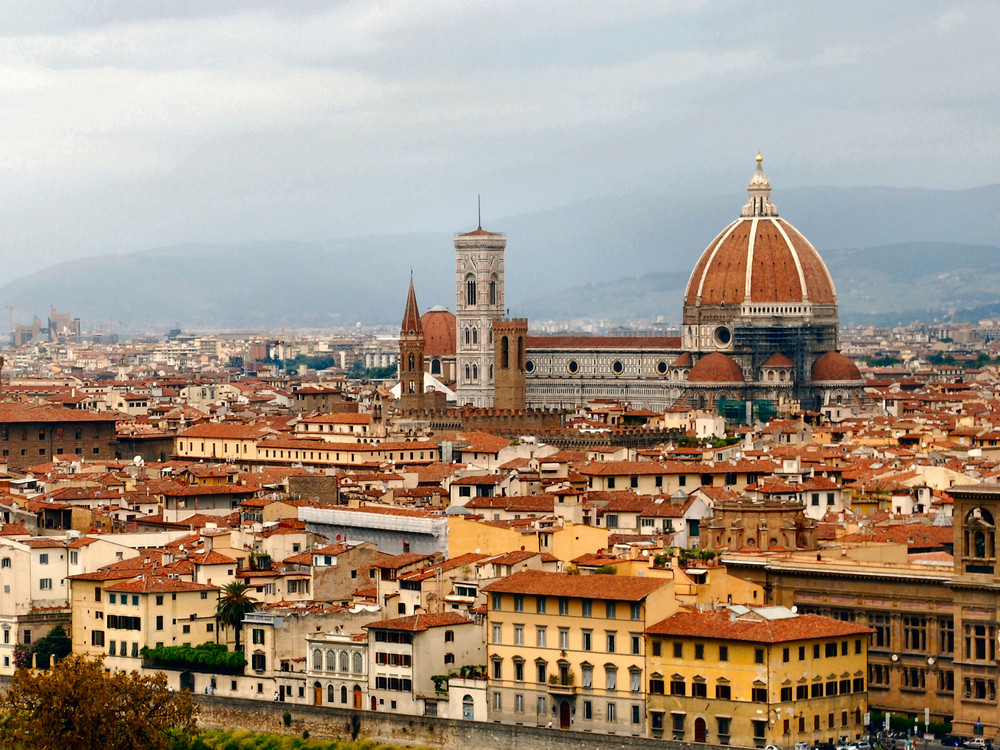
left=0, top=1, right=997, bottom=291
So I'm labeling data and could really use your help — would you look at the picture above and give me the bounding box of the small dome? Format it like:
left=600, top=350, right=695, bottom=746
left=670, top=352, right=693, bottom=368
left=421, top=309, right=456, bottom=357
left=812, top=351, right=862, bottom=382
left=762, top=352, right=794, bottom=368
left=688, top=352, right=745, bottom=383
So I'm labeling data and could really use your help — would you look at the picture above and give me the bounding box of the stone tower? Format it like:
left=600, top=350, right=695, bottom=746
left=398, top=275, right=426, bottom=412
left=454, top=225, right=506, bottom=407
left=492, top=317, right=527, bottom=410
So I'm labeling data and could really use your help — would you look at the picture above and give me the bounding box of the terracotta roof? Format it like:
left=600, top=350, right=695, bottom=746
left=646, top=609, right=871, bottom=642
left=812, top=351, right=863, bottom=382
left=526, top=336, right=681, bottom=350
left=482, top=569, right=669, bottom=601
left=421, top=309, right=457, bottom=357
left=363, top=611, right=474, bottom=632
left=688, top=352, right=745, bottom=383
left=106, top=576, right=218, bottom=594
left=762, top=352, right=795, bottom=368
left=0, top=403, right=118, bottom=423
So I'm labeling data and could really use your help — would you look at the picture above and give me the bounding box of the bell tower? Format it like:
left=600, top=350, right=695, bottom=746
left=398, top=275, right=426, bottom=413
left=454, top=224, right=506, bottom=407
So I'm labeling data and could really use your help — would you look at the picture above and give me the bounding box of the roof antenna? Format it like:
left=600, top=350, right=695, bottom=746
left=477, top=194, right=481, bottom=229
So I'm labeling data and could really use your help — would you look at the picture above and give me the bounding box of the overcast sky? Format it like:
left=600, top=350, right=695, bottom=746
left=0, top=1, right=996, bottom=279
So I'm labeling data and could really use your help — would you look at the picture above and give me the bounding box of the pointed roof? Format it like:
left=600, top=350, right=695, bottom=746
left=401, top=275, right=423, bottom=336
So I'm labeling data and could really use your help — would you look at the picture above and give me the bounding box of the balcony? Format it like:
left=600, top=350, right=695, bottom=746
left=547, top=671, right=577, bottom=695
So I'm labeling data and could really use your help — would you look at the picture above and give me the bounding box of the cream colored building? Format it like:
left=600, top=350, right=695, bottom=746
left=482, top=569, right=676, bottom=734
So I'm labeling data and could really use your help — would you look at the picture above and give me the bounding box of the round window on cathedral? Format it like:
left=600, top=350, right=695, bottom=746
left=713, top=325, right=732, bottom=347
left=525, top=360, right=534, bottom=373
left=656, top=361, right=668, bottom=375
left=567, top=360, right=579, bottom=374
left=612, top=360, right=624, bottom=375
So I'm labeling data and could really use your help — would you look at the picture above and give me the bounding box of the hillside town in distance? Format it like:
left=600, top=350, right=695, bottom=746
left=3, top=160, right=1000, bottom=749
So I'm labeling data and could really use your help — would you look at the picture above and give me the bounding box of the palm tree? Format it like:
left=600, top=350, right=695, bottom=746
left=216, top=581, right=258, bottom=652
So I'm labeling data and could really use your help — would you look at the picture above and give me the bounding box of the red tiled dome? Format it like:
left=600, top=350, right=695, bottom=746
left=688, top=352, right=745, bottom=383
left=670, top=352, right=692, bottom=367
left=812, top=351, right=862, bottom=382
left=684, top=157, right=836, bottom=309
left=421, top=308, right=456, bottom=357
left=762, top=352, right=794, bottom=367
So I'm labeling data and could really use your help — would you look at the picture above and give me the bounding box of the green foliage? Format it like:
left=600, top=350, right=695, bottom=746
left=594, top=565, right=617, bottom=574
left=0, top=653, right=197, bottom=750
left=26, top=624, right=72, bottom=669
left=282, top=711, right=292, bottom=727
left=430, top=674, right=450, bottom=693
left=216, top=580, right=259, bottom=651
left=346, top=364, right=397, bottom=381
left=141, top=642, right=247, bottom=670
left=862, top=354, right=902, bottom=366
left=458, top=664, right=485, bottom=679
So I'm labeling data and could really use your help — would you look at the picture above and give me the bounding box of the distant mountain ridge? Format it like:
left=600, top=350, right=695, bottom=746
left=2, top=183, right=999, bottom=332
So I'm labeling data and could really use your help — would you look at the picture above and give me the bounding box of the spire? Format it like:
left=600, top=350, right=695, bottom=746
left=741, top=152, right=779, bottom=217
left=401, top=274, right=422, bottom=336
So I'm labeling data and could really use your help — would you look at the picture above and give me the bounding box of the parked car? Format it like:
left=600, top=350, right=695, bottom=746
left=963, top=739, right=987, bottom=749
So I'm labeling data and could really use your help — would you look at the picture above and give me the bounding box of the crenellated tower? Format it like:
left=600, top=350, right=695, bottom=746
left=492, top=317, right=527, bottom=410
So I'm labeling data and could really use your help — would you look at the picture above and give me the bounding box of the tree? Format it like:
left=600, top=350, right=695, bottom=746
left=29, top=624, right=72, bottom=668
left=216, top=580, right=258, bottom=652
left=0, top=653, right=196, bottom=750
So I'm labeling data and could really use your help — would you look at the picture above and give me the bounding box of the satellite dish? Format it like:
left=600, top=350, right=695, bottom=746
left=133, top=456, right=144, bottom=466
left=791, top=605, right=797, bottom=613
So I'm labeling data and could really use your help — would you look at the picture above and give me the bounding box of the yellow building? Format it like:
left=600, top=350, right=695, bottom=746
left=645, top=605, right=871, bottom=747
left=448, top=515, right=608, bottom=560
left=70, top=571, right=219, bottom=672
left=482, top=570, right=676, bottom=734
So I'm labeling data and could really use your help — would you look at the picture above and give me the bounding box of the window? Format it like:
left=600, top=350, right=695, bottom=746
left=513, top=625, right=524, bottom=646
left=491, top=593, right=502, bottom=611
left=632, top=704, right=641, bottom=725
left=940, top=618, right=955, bottom=654
left=91, top=631, right=104, bottom=647
left=652, top=640, right=661, bottom=657
left=583, top=700, right=592, bottom=720
left=811, top=682, right=823, bottom=698
left=606, top=632, right=616, bottom=652
left=825, top=642, right=838, bottom=657
left=606, top=666, right=617, bottom=691
left=903, top=667, right=926, bottom=691
left=869, top=664, right=889, bottom=687
left=155, top=615, right=163, bottom=630
left=581, top=629, right=592, bottom=651
left=798, top=645, right=805, bottom=660
left=514, top=693, right=523, bottom=714
left=582, top=600, right=592, bottom=618
left=513, top=595, right=523, bottom=613
left=691, top=680, right=707, bottom=698
left=536, top=626, right=546, bottom=648
left=492, top=692, right=501, bottom=711
left=536, top=662, right=547, bottom=684
left=538, top=696, right=547, bottom=716
left=39, top=554, right=48, bottom=565
left=513, top=659, right=524, bottom=682
left=752, top=686, right=767, bottom=702
left=754, top=648, right=765, bottom=664
left=444, top=629, right=455, bottom=643
left=782, top=647, right=790, bottom=662
left=444, top=653, right=455, bottom=665
left=606, top=602, right=617, bottom=619
left=182, top=624, right=190, bottom=634
left=813, top=644, right=821, bottom=658
left=939, top=670, right=955, bottom=693
left=39, top=578, right=52, bottom=590
left=252, top=628, right=265, bottom=645
left=536, top=597, right=547, bottom=614
left=581, top=663, right=593, bottom=688
left=781, top=686, right=792, bottom=701
left=965, top=622, right=997, bottom=661
left=607, top=702, right=616, bottom=723
left=559, top=598, right=569, bottom=616
left=670, top=677, right=685, bottom=696
left=715, top=682, right=731, bottom=699
left=251, top=653, right=266, bottom=671
left=673, top=642, right=682, bottom=658
left=871, top=613, right=891, bottom=648
left=673, top=713, right=685, bottom=735
left=717, top=717, right=731, bottom=741
left=630, top=603, right=641, bottom=620
left=492, top=659, right=502, bottom=680
left=629, top=668, right=641, bottom=693
left=559, top=628, right=570, bottom=650
left=492, top=623, right=501, bottom=644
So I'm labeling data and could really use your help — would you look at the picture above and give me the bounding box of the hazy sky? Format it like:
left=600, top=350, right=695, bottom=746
left=0, top=1, right=996, bottom=279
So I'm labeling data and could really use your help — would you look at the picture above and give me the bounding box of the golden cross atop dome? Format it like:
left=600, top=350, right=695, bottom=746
left=756, top=151, right=763, bottom=164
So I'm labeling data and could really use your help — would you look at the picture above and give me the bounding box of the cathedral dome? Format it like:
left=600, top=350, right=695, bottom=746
left=811, top=350, right=863, bottom=382
left=688, top=352, right=745, bottom=383
left=421, top=307, right=456, bottom=357
left=684, top=156, right=836, bottom=309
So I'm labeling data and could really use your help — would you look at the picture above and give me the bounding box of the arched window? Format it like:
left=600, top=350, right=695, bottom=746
left=407, top=354, right=414, bottom=371
left=501, top=336, right=510, bottom=368
left=431, top=358, right=441, bottom=375
left=517, top=336, right=524, bottom=370
left=353, top=652, right=363, bottom=673
left=328, top=684, right=335, bottom=703
left=326, top=650, right=336, bottom=671
left=464, top=328, right=471, bottom=345
left=340, top=651, right=350, bottom=672
left=472, top=363, right=479, bottom=381
left=341, top=685, right=348, bottom=703
left=465, top=274, right=477, bottom=306
left=464, top=364, right=471, bottom=380
left=408, top=380, right=415, bottom=394
left=313, top=649, right=323, bottom=671
left=489, top=275, right=498, bottom=306
left=463, top=694, right=475, bottom=721
left=472, top=328, right=478, bottom=345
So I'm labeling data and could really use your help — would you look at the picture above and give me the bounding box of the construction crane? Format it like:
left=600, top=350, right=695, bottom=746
left=4, top=303, right=25, bottom=344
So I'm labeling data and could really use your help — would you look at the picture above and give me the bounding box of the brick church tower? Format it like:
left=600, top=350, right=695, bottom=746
left=492, top=317, right=527, bottom=410
left=398, top=275, right=426, bottom=412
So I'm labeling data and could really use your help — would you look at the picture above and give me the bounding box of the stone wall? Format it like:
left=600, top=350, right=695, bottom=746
left=193, top=694, right=728, bottom=750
